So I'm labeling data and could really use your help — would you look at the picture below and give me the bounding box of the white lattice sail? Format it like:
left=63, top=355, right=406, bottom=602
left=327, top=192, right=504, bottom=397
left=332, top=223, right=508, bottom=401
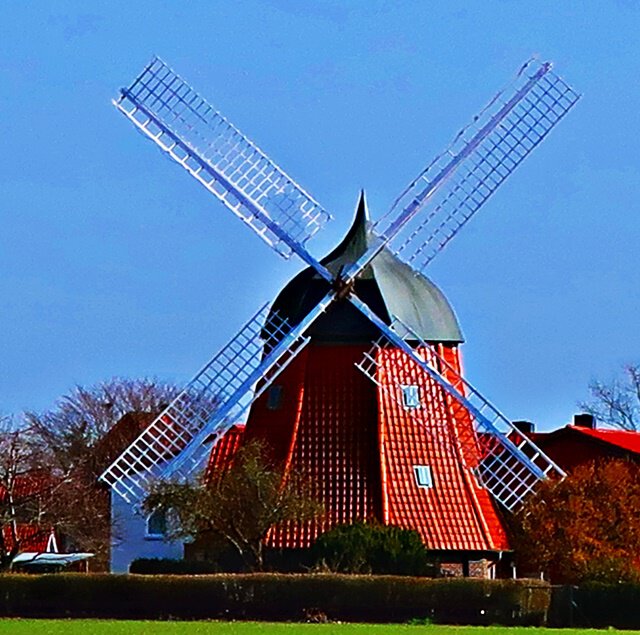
left=343, top=59, right=580, bottom=283
left=356, top=316, right=565, bottom=510
left=100, top=304, right=310, bottom=502
left=114, top=57, right=331, bottom=259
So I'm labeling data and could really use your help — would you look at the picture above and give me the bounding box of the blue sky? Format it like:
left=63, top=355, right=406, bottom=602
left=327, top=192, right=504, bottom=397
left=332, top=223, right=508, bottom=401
left=1, top=1, right=638, bottom=429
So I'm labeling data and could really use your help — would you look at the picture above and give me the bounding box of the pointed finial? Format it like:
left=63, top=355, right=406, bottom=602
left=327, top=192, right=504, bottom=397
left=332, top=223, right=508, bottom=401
left=356, top=189, right=370, bottom=222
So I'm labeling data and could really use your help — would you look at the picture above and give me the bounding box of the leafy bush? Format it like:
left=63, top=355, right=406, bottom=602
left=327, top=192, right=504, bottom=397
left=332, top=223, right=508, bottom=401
left=579, top=556, right=640, bottom=585
left=145, top=440, right=322, bottom=571
left=312, top=523, right=439, bottom=576
left=0, top=573, right=550, bottom=624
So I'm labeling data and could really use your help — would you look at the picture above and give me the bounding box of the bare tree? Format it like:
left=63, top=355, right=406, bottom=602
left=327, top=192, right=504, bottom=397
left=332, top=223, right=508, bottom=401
left=0, top=378, right=179, bottom=568
left=0, top=415, right=111, bottom=571
left=0, top=415, right=51, bottom=571
left=580, top=364, right=640, bottom=431
left=25, top=377, right=180, bottom=477
left=144, top=440, right=322, bottom=571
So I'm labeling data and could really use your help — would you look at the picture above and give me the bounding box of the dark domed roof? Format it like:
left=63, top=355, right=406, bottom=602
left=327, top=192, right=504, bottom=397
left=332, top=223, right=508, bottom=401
left=269, top=193, right=463, bottom=344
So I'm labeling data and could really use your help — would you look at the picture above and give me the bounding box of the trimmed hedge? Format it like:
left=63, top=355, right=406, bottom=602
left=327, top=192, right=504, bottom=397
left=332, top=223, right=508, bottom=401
left=130, top=558, right=222, bottom=575
left=0, top=574, right=549, bottom=624
left=561, top=583, right=640, bottom=629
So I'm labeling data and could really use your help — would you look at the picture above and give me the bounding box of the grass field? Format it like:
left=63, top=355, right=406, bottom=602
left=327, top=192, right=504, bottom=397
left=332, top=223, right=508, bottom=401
left=0, top=623, right=632, bottom=635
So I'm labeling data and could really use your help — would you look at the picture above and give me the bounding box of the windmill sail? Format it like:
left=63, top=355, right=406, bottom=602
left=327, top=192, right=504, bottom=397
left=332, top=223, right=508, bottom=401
left=99, top=303, right=319, bottom=502
left=356, top=315, right=565, bottom=510
left=343, top=59, right=580, bottom=282
left=106, top=56, right=579, bottom=513
left=114, top=57, right=331, bottom=260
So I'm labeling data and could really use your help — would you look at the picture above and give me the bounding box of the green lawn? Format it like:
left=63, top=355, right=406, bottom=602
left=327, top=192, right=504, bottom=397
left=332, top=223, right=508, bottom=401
left=0, top=623, right=634, bottom=635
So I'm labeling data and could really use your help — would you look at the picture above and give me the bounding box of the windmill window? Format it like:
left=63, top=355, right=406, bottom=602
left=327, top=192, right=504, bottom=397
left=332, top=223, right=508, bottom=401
left=401, top=385, right=421, bottom=409
left=414, top=465, right=433, bottom=489
left=146, top=509, right=167, bottom=539
left=267, top=385, right=283, bottom=410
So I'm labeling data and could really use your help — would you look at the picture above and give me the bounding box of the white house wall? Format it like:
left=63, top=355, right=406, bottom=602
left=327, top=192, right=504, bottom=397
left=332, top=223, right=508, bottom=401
left=110, top=491, right=183, bottom=573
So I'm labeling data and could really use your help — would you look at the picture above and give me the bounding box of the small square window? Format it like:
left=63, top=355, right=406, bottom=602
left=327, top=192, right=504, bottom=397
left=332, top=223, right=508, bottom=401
left=267, top=385, right=283, bottom=410
left=401, top=385, right=421, bottom=409
left=414, top=465, right=433, bottom=489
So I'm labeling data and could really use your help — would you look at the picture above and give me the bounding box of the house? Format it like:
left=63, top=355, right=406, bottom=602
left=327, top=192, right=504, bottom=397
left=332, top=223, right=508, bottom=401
left=515, top=413, right=640, bottom=473
left=1, top=480, right=93, bottom=572
left=97, top=412, right=244, bottom=573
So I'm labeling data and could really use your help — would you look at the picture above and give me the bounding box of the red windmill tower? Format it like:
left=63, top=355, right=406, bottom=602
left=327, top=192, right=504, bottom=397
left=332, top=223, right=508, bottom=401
left=101, top=57, right=579, bottom=568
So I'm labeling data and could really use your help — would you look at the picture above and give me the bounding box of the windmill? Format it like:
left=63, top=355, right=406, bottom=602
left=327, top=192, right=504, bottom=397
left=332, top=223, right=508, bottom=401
left=100, top=57, right=580, bottom=547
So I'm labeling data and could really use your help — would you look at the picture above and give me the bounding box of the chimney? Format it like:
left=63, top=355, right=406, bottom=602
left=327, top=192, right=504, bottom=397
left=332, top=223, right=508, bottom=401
left=573, top=413, right=595, bottom=429
left=513, top=420, right=535, bottom=434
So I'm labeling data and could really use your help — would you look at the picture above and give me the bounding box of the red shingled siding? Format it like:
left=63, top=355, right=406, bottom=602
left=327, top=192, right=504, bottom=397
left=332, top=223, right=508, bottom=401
left=216, top=341, right=508, bottom=553
left=439, top=345, right=509, bottom=548
left=243, top=348, right=309, bottom=470
left=376, top=344, right=508, bottom=552
left=206, top=424, right=246, bottom=478
left=261, top=344, right=381, bottom=548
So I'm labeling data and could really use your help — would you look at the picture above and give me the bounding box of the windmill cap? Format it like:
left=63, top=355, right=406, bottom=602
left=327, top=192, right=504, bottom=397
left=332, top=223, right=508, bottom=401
left=268, top=193, right=463, bottom=343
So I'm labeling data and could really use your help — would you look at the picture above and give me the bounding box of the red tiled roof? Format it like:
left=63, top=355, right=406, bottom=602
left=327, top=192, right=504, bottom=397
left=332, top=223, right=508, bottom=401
left=570, top=426, right=640, bottom=454
left=0, top=471, right=56, bottom=504
left=92, top=411, right=157, bottom=474
left=205, top=424, right=245, bottom=478
left=238, top=342, right=508, bottom=553
left=3, top=524, right=54, bottom=554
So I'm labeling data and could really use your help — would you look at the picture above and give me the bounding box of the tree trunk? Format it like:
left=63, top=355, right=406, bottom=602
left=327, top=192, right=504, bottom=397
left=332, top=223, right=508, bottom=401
left=249, top=540, right=264, bottom=571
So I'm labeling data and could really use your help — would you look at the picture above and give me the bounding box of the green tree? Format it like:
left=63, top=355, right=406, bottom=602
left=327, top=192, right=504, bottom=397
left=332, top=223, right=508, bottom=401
left=144, top=440, right=322, bottom=571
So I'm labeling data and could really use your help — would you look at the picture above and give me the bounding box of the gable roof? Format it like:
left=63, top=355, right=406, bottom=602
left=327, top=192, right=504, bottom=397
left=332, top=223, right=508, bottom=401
left=567, top=426, right=640, bottom=455
left=91, top=411, right=157, bottom=475
left=531, top=424, right=640, bottom=458
left=2, top=524, right=56, bottom=554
